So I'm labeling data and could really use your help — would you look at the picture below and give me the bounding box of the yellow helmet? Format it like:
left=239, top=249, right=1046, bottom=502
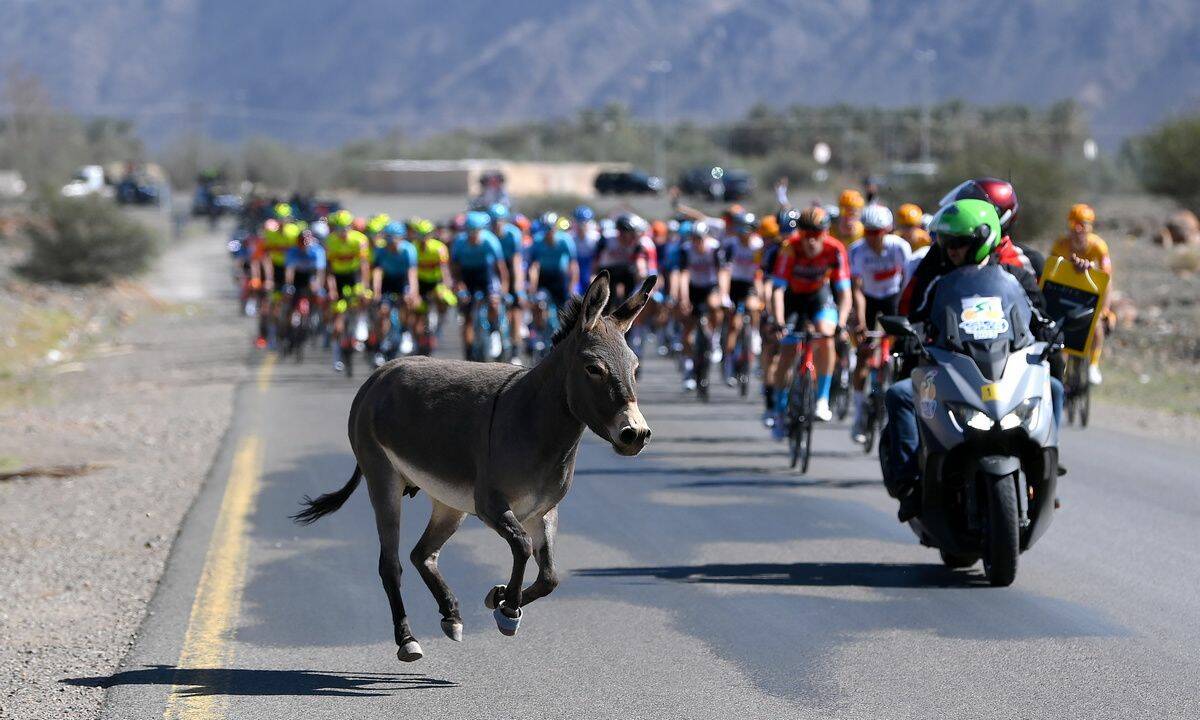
left=896, top=203, right=923, bottom=227
left=273, top=202, right=293, bottom=220
left=328, top=209, right=354, bottom=228
left=367, top=213, right=391, bottom=235
left=1068, top=203, right=1095, bottom=227
left=838, top=189, right=865, bottom=210
left=759, top=214, right=780, bottom=239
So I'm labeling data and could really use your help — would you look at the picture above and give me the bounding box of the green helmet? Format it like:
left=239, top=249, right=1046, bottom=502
left=930, top=198, right=1001, bottom=264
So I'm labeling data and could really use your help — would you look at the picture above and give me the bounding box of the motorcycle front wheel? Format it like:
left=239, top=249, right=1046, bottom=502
left=982, top=471, right=1020, bottom=587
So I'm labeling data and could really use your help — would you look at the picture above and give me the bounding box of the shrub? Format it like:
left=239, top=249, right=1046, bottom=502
left=1125, top=114, right=1200, bottom=214
left=19, top=195, right=158, bottom=284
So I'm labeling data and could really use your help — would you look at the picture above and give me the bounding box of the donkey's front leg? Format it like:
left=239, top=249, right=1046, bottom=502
left=519, top=506, right=560, bottom=607
left=479, top=494, right=531, bottom=636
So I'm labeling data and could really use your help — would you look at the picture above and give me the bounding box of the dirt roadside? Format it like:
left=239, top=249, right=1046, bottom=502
left=0, top=223, right=250, bottom=720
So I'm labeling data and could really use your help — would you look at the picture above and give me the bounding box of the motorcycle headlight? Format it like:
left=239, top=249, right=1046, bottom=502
left=948, top=403, right=994, bottom=431
left=999, top=397, right=1041, bottom=431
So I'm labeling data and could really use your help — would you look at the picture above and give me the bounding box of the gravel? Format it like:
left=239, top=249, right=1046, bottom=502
left=0, top=226, right=248, bottom=720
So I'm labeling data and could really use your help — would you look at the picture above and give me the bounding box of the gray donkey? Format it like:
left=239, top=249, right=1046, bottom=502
left=293, top=271, right=654, bottom=662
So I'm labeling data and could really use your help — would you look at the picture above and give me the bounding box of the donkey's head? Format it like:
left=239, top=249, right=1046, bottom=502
left=558, top=271, right=655, bottom=456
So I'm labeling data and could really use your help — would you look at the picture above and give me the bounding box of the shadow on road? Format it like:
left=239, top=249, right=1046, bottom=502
left=575, top=561, right=987, bottom=589
left=668, top=477, right=882, bottom=490
left=62, top=664, right=455, bottom=698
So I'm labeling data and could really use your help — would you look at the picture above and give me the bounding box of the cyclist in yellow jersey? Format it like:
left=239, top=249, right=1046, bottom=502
left=259, top=203, right=302, bottom=349
left=833, top=189, right=865, bottom=246
left=408, top=217, right=454, bottom=354
left=895, top=203, right=932, bottom=251
left=325, top=210, right=372, bottom=372
left=1049, top=203, right=1112, bottom=385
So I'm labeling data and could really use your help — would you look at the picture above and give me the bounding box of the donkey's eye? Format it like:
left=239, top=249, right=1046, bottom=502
left=586, top=363, right=606, bottom=377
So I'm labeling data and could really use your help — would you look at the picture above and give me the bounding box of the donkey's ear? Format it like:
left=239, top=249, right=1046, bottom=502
left=608, top=274, right=658, bottom=332
left=581, top=270, right=611, bottom=333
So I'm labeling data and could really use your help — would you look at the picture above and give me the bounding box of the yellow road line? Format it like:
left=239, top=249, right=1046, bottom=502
left=256, top=354, right=276, bottom=393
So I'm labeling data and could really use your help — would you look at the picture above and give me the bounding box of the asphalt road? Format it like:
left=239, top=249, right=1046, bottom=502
left=84, top=215, right=1200, bottom=720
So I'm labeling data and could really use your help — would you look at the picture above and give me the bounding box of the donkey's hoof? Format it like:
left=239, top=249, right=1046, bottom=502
left=493, top=602, right=522, bottom=636
left=396, top=639, right=424, bottom=662
left=484, top=584, right=506, bottom=610
left=441, top=618, right=463, bottom=642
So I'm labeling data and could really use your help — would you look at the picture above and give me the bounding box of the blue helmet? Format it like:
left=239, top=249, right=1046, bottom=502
left=465, top=211, right=491, bottom=231
left=573, top=205, right=594, bottom=221
left=383, top=221, right=406, bottom=238
left=487, top=203, right=509, bottom=222
left=678, top=221, right=693, bottom=238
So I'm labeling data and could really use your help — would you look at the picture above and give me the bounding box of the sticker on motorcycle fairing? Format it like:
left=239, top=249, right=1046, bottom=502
left=918, top=371, right=938, bottom=419
left=959, top=296, right=1009, bottom=340
left=980, top=383, right=999, bottom=401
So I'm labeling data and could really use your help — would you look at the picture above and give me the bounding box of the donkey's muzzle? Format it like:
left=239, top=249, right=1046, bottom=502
left=611, top=402, right=651, bottom=456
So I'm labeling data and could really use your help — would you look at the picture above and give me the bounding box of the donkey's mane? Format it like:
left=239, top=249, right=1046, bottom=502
left=551, top=294, right=585, bottom=346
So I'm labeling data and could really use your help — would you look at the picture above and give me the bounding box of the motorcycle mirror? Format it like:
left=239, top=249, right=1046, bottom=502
left=879, top=315, right=918, bottom=339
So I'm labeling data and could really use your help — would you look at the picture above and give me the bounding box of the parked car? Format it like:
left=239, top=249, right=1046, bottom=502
left=62, top=165, right=112, bottom=198
left=115, top=176, right=163, bottom=206
left=594, top=170, right=664, bottom=196
left=678, top=166, right=754, bottom=202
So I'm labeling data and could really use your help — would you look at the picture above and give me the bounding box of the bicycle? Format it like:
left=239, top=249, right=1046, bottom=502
left=829, top=332, right=853, bottom=421
left=728, top=302, right=761, bottom=398
left=858, top=330, right=892, bottom=453
left=526, top=290, right=559, bottom=365
left=375, top=293, right=414, bottom=366
left=691, top=306, right=715, bottom=401
left=466, top=291, right=510, bottom=363
left=781, top=327, right=827, bottom=473
left=279, top=285, right=315, bottom=363
left=1064, top=354, right=1091, bottom=427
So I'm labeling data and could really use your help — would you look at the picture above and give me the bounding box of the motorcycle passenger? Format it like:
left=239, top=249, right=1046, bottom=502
left=1049, top=203, right=1112, bottom=385
left=451, top=210, right=510, bottom=358
left=325, top=210, right=372, bottom=373
left=848, top=204, right=911, bottom=443
left=371, top=221, right=420, bottom=361
left=939, top=178, right=1044, bottom=278
left=884, top=199, right=1064, bottom=521
left=768, top=206, right=852, bottom=431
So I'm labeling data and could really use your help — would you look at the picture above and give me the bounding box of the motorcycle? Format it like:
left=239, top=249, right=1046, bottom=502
left=878, top=264, right=1089, bottom=586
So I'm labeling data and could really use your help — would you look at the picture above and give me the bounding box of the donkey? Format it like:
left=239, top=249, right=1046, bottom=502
left=293, top=271, right=654, bottom=662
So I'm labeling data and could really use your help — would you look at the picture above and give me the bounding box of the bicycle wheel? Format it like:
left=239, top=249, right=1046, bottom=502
left=737, top=320, right=751, bottom=397
left=832, top=351, right=851, bottom=421
left=787, top=373, right=812, bottom=470
left=694, top=319, right=710, bottom=402
left=1080, top=382, right=1091, bottom=427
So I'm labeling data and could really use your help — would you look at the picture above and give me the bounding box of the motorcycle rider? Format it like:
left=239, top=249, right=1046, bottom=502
left=884, top=199, right=1064, bottom=522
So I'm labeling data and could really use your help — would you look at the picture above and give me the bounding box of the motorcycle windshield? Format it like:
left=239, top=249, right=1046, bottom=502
left=927, top=265, right=1034, bottom=381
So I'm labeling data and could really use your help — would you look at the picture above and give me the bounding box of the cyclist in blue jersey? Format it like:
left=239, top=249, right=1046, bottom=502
left=571, top=205, right=599, bottom=294
left=452, top=210, right=510, bottom=355
left=283, top=229, right=326, bottom=314
left=372, top=221, right=420, bottom=359
left=489, top=203, right=526, bottom=356
left=528, top=212, right=579, bottom=308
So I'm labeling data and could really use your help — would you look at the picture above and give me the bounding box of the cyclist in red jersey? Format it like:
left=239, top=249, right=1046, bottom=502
left=768, top=206, right=851, bottom=428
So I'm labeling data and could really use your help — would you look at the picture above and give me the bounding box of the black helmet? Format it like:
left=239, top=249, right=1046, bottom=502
left=615, top=213, right=641, bottom=233
left=778, top=208, right=801, bottom=233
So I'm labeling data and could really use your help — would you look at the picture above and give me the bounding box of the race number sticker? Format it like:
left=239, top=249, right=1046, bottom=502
left=980, top=383, right=999, bottom=401
left=959, top=296, right=1009, bottom=340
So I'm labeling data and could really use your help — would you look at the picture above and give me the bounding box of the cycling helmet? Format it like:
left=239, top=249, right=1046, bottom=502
left=838, top=189, right=865, bottom=211
left=797, top=206, right=831, bottom=232
left=861, top=204, right=894, bottom=231
left=273, top=202, right=293, bottom=220
left=310, top=219, right=329, bottom=240
left=514, top=213, right=532, bottom=233
left=939, top=178, right=1019, bottom=234
left=263, top=218, right=280, bottom=233
left=678, top=220, right=694, bottom=238
left=759, top=214, right=780, bottom=239
left=409, top=218, right=435, bottom=236
left=688, top=221, right=709, bottom=238
left=1068, top=203, right=1095, bottom=227
left=539, top=212, right=559, bottom=231
left=573, top=205, right=595, bottom=221
left=465, top=211, right=490, bottom=231
left=778, top=208, right=801, bottom=233
left=450, top=213, right=467, bottom=232
left=383, top=221, right=406, bottom=238
left=929, top=199, right=1001, bottom=264
left=896, top=203, right=923, bottom=228
left=615, top=213, right=640, bottom=233
left=651, top=219, right=668, bottom=239
left=327, top=209, right=353, bottom=228
left=488, top=203, right=510, bottom=221
left=351, top=217, right=368, bottom=233
left=729, top=209, right=755, bottom=232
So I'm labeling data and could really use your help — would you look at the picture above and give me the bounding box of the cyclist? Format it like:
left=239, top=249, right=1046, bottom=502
left=832, top=189, right=865, bottom=246
left=325, top=209, right=372, bottom=373
left=675, top=221, right=728, bottom=392
left=451, top=210, right=510, bottom=358
left=595, top=214, right=650, bottom=306
left=1049, top=203, right=1112, bottom=385
left=885, top=199, right=1064, bottom=521
left=366, top=213, right=391, bottom=249
left=371, top=221, right=420, bottom=362
left=489, top=203, right=526, bottom=359
left=768, top=206, right=851, bottom=432
left=528, top=212, right=579, bottom=309
left=758, top=209, right=797, bottom=426
left=720, top=209, right=764, bottom=383
left=282, top=228, right=326, bottom=318
left=847, top=205, right=911, bottom=443
left=570, top=205, right=600, bottom=293
left=410, top=217, right=453, bottom=354
left=895, top=203, right=932, bottom=252
left=258, top=203, right=302, bottom=347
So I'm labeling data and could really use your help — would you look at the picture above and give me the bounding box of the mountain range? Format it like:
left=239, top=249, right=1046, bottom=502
left=1, top=0, right=1197, bottom=147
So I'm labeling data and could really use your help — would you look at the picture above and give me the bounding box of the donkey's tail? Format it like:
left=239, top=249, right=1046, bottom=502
left=292, top=465, right=362, bottom=525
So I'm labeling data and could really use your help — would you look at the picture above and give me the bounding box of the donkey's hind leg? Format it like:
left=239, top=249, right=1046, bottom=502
left=410, top=499, right=467, bottom=641
left=362, top=461, right=422, bottom=662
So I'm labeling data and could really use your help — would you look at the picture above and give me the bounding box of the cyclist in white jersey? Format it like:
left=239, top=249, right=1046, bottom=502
left=848, top=204, right=911, bottom=442
left=720, top=210, right=764, bottom=382
left=675, top=221, right=728, bottom=389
